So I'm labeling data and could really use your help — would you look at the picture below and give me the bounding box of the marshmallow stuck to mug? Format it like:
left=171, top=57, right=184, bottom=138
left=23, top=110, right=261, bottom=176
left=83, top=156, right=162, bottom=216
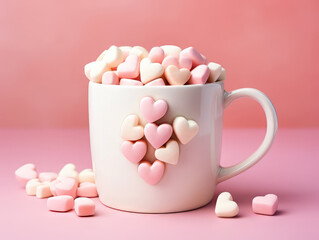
left=87, top=46, right=278, bottom=213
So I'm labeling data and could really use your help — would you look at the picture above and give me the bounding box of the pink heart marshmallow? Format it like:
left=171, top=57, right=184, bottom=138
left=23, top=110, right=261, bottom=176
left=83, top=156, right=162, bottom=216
left=144, top=123, right=173, bottom=149
left=121, top=140, right=147, bottom=164
left=138, top=160, right=165, bottom=185
left=140, top=96, right=168, bottom=122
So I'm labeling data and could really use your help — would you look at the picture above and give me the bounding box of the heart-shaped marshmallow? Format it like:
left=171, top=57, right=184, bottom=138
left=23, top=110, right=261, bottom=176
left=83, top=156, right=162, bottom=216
left=144, top=123, right=173, bottom=149
left=180, top=47, right=206, bottom=67
left=252, top=194, right=278, bottom=215
left=138, top=160, right=165, bottom=185
left=140, top=96, right=168, bottom=122
left=160, top=45, right=182, bottom=58
left=148, top=47, right=164, bottom=63
left=164, top=65, right=191, bottom=85
left=144, top=78, right=165, bottom=86
left=58, top=163, right=79, bottom=181
left=140, top=58, right=164, bottom=84
left=39, top=172, right=58, bottom=182
left=215, top=192, right=239, bottom=218
left=15, top=163, right=38, bottom=187
left=47, top=195, right=74, bottom=212
left=117, top=54, right=140, bottom=79
left=51, top=177, right=78, bottom=198
left=188, top=65, right=210, bottom=85
left=207, top=62, right=222, bottom=83
left=77, top=182, right=98, bottom=198
left=102, top=71, right=119, bottom=85
left=121, top=140, right=147, bottom=164
left=121, top=115, right=144, bottom=141
left=103, top=45, right=124, bottom=68
left=26, top=178, right=41, bottom=196
left=155, top=140, right=179, bottom=165
left=130, top=46, right=149, bottom=59
left=173, top=116, right=199, bottom=144
left=79, top=169, right=95, bottom=183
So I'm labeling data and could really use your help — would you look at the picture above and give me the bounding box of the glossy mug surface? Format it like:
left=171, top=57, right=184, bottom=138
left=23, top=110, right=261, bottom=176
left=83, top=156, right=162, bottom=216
left=88, top=81, right=277, bottom=213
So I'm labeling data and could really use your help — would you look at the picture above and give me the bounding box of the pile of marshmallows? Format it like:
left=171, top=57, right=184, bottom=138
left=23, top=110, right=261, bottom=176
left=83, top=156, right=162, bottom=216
left=15, top=163, right=97, bottom=217
left=84, top=45, right=226, bottom=86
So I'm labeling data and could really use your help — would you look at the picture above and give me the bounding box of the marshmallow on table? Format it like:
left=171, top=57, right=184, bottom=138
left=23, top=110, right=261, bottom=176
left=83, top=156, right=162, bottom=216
left=74, top=197, right=95, bottom=217
left=215, top=192, right=239, bottom=218
left=77, top=182, right=98, bottom=198
left=36, top=182, right=53, bottom=198
left=50, top=177, right=78, bottom=198
left=79, top=169, right=95, bottom=183
left=47, top=196, right=74, bottom=212
left=15, top=163, right=38, bottom=187
left=26, top=178, right=41, bottom=196
left=252, top=194, right=278, bottom=216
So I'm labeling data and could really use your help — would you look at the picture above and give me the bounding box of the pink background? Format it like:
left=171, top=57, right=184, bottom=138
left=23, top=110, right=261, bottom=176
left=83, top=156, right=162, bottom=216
left=1, top=0, right=318, bottom=128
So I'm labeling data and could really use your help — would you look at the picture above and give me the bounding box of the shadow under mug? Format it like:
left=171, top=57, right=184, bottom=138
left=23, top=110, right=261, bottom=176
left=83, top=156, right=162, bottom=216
left=88, top=81, right=278, bottom=213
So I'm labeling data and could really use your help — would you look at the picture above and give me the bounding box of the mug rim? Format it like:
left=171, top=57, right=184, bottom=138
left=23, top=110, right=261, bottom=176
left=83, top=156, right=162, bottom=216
left=89, top=81, right=224, bottom=89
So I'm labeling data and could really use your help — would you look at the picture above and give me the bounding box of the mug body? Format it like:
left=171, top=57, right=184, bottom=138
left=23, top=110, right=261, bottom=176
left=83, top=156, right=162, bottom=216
left=89, top=81, right=224, bottom=213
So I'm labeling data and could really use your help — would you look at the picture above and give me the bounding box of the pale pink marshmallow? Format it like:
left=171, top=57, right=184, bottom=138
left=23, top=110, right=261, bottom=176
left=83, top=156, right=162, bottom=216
left=180, top=47, right=206, bottom=67
left=102, top=71, right=119, bottom=85
left=188, top=65, right=210, bottom=85
left=51, top=177, right=78, bottom=198
left=162, top=56, right=179, bottom=69
left=121, top=140, right=147, bottom=164
left=47, top=195, right=74, bottom=212
left=179, top=56, right=192, bottom=70
left=74, top=197, right=95, bottom=217
left=15, top=163, right=38, bottom=187
left=140, top=96, right=168, bottom=122
left=39, top=172, right=58, bottom=182
left=252, top=194, right=278, bottom=215
left=148, top=47, right=165, bottom=63
left=138, top=160, right=165, bottom=185
left=117, top=54, right=140, bottom=79
left=144, top=78, right=165, bottom=86
left=144, top=123, right=173, bottom=149
left=77, top=182, right=98, bottom=198
left=120, top=79, right=143, bottom=86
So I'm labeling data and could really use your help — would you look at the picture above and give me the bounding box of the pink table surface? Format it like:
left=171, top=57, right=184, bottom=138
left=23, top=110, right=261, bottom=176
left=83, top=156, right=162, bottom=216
left=1, top=128, right=318, bottom=239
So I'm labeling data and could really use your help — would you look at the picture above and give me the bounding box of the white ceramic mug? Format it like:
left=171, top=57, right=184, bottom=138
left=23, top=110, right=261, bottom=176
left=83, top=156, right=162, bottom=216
left=88, top=81, right=277, bottom=213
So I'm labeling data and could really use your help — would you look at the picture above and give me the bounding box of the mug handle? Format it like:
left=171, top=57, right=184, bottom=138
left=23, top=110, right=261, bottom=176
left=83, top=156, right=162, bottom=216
left=217, top=88, right=278, bottom=183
